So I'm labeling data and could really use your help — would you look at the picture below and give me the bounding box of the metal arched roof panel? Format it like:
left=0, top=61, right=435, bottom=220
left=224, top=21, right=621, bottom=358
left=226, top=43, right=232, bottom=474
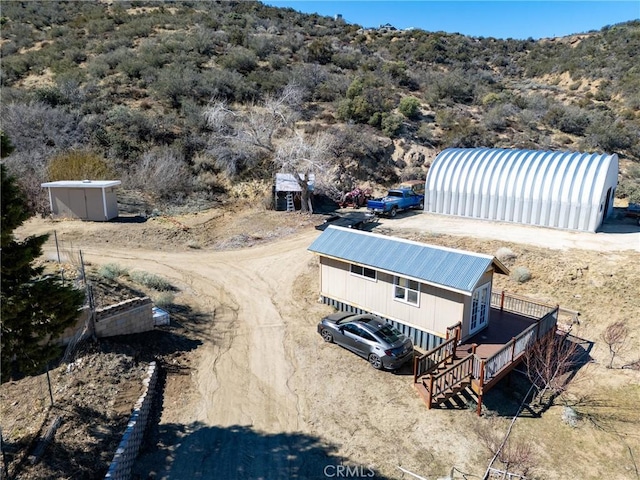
left=425, top=148, right=618, bottom=232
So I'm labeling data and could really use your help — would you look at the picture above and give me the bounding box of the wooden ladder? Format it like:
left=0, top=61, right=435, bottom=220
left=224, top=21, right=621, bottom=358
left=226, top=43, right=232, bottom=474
left=286, top=192, right=295, bottom=212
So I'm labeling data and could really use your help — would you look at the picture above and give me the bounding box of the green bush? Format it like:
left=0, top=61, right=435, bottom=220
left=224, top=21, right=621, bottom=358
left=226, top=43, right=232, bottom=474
left=381, top=113, right=403, bottom=137
left=130, top=270, right=173, bottom=291
left=97, top=263, right=129, bottom=280
left=220, top=46, right=258, bottom=74
left=398, top=96, right=421, bottom=119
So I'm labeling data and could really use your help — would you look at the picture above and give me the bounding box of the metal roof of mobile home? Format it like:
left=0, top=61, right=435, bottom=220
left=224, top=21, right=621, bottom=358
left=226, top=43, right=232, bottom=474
left=308, top=226, right=508, bottom=294
left=425, top=148, right=618, bottom=232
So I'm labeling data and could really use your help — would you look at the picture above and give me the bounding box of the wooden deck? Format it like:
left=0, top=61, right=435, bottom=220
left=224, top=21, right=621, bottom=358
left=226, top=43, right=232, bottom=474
left=457, top=308, right=538, bottom=360
left=413, top=291, right=575, bottom=415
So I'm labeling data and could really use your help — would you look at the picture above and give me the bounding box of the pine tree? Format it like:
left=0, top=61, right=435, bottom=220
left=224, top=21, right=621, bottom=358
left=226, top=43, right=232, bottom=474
left=1, top=165, right=85, bottom=382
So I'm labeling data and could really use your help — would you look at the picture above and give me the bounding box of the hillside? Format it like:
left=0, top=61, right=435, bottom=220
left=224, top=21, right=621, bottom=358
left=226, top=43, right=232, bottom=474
left=1, top=1, right=639, bottom=208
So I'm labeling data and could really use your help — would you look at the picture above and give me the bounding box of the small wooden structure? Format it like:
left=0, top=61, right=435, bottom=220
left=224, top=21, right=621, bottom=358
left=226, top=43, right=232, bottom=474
left=41, top=180, right=121, bottom=221
left=274, top=173, right=315, bottom=212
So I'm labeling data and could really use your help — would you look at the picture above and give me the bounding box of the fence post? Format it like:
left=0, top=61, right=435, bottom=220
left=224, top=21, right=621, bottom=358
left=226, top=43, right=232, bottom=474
left=510, top=337, right=517, bottom=361
left=500, top=290, right=505, bottom=311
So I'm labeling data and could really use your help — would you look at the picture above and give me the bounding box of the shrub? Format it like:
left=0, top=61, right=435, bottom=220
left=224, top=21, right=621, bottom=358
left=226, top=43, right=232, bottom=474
left=495, top=247, right=517, bottom=263
left=511, top=266, right=532, bottom=283
left=381, top=113, right=403, bottom=137
left=130, top=270, right=173, bottom=291
left=153, top=292, right=175, bottom=307
left=47, top=150, right=115, bottom=181
left=219, top=46, right=258, bottom=74
left=398, top=96, right=421, bottom=119
left=125, top=146, right=192, bottom=200
left=97, top=263, right=128, bottom=280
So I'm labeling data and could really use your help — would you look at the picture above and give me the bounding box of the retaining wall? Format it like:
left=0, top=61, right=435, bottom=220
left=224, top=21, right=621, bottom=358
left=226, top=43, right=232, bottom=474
left=95, top=297, right=154, bottom=338
left=104, top=361, right=158, bottom=480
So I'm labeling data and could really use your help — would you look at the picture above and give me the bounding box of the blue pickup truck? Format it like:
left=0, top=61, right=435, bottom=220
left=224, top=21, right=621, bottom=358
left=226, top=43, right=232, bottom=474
left=366, top=188, right=424, bottom=217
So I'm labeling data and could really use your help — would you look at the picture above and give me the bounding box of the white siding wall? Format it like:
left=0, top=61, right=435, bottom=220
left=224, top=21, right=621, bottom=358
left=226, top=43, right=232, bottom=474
left=320, top=257, right=465, bottom=336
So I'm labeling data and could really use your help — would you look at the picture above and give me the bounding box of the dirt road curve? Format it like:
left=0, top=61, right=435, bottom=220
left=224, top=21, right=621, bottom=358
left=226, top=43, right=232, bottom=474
left=70, top=231, right=324, bottom=478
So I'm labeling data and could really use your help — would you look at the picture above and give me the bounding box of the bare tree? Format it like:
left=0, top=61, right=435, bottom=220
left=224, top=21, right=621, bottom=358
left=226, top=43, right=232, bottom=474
left=202, top=84, right=337, bottom=211
left=602, top=321, right=629, bottom=369
left=125, top=146, right=192, bottom=200
left=274, top=131, right=334, bottom=212
left=474, top=418, right=536, bottom=478
left=524, top=331, right=580, bottom=409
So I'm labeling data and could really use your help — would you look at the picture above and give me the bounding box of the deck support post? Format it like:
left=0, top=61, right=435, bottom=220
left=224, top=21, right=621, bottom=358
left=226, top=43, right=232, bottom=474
left=476, top=394, right=483, bottom=416
left=476, top=360, right=485, bottom=416
left=510, top=337, right=517, bottom=361
left=500, top=290, right=505, bottom=311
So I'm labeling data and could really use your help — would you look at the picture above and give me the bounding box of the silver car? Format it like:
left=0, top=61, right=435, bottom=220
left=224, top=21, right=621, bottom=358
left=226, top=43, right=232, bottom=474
left=317, top=312, right=414, bottom=370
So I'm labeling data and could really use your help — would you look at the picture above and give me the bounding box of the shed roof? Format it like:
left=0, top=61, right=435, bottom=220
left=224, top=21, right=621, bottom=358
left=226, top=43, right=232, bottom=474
left=308, top=226, right=508, bottom=294
left=41, top=180, right=121, bottom=189
left=275, top=173, right=315, bottom=192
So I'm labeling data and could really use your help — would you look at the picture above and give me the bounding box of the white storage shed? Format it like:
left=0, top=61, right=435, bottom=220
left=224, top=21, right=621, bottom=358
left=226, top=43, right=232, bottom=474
left=41, top=180, right=121, bottom=221
left=425, top=148, right=618, bottom=232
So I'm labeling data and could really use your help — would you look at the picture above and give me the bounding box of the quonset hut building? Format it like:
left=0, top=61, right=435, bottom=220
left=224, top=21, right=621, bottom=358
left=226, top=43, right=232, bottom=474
left=424, top=148, right=619, bottom=232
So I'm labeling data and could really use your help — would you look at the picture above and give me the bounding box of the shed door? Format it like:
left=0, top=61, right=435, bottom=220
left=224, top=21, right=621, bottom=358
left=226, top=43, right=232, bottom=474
left=69, top=189, right=88, bottom=219
left=469, top=283, right=490, bottom=335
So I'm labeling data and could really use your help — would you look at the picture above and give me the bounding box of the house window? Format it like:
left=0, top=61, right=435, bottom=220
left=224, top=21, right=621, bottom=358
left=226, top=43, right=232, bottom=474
left=393, top=276, right=420, bottom=306
left=350, top=264, right=377, bottom=280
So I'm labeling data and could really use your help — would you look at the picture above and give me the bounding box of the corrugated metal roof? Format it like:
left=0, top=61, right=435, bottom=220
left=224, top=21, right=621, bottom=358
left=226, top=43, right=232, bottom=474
left=308, top=226, right=507, bottom=294
left=425, top=148, right=618, bottom=232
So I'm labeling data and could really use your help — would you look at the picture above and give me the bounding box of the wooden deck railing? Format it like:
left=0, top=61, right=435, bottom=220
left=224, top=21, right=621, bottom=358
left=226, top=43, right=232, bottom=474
left=413, top=322, right=461, bottom=383
left=490, top=290, right=557, bottom=319
left=415, top=304, right=563, bottom=415
left=413, top=337, right=456, bottom=383
left=481, top=307, right=559, bottom=384
left=423, top=354, right=474, bottom=409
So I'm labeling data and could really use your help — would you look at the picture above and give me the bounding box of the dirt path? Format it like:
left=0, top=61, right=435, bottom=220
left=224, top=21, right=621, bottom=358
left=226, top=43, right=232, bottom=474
left=68, top=231, right=322, bottom=478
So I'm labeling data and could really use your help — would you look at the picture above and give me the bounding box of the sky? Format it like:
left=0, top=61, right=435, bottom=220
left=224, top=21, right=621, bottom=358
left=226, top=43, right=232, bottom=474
left=264, top=1, right=640, bottom=40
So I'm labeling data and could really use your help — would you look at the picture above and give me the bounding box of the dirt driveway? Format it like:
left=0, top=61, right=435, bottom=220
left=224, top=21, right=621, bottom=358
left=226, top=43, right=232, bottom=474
left=18, top=209, right=640, bottom=480
left=383, top=211, right=640, bottom=252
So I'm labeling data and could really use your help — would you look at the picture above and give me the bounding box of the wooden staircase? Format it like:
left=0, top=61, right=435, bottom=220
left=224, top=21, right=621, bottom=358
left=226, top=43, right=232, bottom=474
left=412, top=322, right=480, bottom=409
left=414, top=352, right=477, bottom=409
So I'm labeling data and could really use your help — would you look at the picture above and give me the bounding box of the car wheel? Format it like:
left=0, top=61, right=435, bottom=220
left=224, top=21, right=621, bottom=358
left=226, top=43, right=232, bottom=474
left=390, top=207, right=397, bottom=218
left=418, top=200, right=424, bottom=210
left=321, top=329, right=334, bottom=343
left=368, top=354, right=383, bottom=370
